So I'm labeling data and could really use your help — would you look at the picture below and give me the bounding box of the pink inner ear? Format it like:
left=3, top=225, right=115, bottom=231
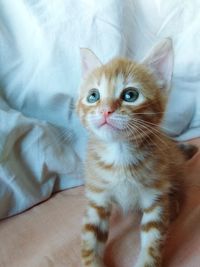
left=82, top=58, right=90, bottom=76
left=81, top=52, right=91, bottom=78
left=150, top=52, right=173, bottom=88
left=80, top=48, right=102, bottom=79
left=142, top=38, right=173, bottom=91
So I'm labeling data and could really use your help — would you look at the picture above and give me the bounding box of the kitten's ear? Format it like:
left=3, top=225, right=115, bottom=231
left=142, top=38, right=173, bottom=92
left=80, top=48, right=102, bottom=79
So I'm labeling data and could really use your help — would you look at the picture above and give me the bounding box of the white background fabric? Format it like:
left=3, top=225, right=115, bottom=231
left=0, top=0, right=200, bottom=218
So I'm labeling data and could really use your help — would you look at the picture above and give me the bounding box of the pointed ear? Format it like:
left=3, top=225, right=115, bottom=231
left=80, top=48, right=102, bottom=79
left=142, top=38, right=173, bottom=92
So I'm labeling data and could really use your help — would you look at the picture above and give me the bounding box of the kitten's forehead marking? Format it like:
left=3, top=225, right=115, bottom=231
left=115, top=73, right=125, bottom=96
left=98, top=72, right=140, bottom=99
left=98, top=73, right=121, bottom=98
left=99, top=74, right=110, bottom=98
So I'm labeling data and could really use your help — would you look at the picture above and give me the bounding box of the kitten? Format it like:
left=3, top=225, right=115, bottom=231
left=76, top=39, right=187, bottom=267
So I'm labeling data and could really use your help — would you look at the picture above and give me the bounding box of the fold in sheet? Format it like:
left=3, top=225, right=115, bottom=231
left=0, top=97, right=84, bottom=219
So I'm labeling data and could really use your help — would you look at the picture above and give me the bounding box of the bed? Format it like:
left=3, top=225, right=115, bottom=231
left=0, top=0, right=200, bottom=266
left=0, top=138, right=200, bottom=267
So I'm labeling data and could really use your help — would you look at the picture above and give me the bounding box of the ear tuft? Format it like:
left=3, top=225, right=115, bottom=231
left=80, top=48, right=102, bottom=79
left=142, top=38, right=173, bottom=92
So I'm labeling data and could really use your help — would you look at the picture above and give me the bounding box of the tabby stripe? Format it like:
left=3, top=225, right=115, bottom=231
left=81, top=249, right=93, bottom=258
left=84, top=224, right=108, bottom=242
left=149, top=245, right=161, bottom=258
left=92, top=153, right=114, bottom=170
left=142, top=196, right=167, bottom=213
left=143, top=202, right=159, bottom=213
left=89, top=202, right=110, bottom=219
left=84, top=259, right=93, bottom=266
left=144, top=262, right=159, bottom=267
left=97, top=160, right=113, bottom=170
left=87, top=184, right=105, bottom=193
left=141, top=221, right=163, bottom=232
left=148, top=246, right=162, bottom=265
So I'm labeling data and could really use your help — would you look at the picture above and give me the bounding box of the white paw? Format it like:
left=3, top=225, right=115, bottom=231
left=82, top=257, right=106, bottom=267
left=134, top=255, right=155, bottom=267
left=92, top=261, right=105, bottom=267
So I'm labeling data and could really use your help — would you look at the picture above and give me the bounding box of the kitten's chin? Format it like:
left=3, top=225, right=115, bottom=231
left=90, top=124, right=125, bottom=142
left=99, top=122, right=120, bottom=131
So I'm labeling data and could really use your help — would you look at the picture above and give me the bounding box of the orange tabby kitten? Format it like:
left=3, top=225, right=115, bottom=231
left=77, top=39, right=186, bottom=267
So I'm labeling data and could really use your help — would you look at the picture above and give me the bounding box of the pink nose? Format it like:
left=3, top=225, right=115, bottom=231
left=103, top=110, right=113, bottom=117
left=100, top=107, right=114, bottom=117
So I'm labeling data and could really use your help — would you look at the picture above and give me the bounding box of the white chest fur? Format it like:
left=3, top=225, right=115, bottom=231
left=110, top=178, right=140, bottom=212
left=98, top=142, right=142, bottom=166
left=97, top=142, right=142, bottom=211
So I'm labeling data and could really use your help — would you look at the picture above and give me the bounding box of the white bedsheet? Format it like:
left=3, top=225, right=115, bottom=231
left=0, top=0, right=200, bottom=218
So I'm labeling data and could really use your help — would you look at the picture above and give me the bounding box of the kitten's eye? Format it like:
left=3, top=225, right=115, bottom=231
left=87, top=89, right=100, bottom=103
left=121, top=87, right=139, bottom=102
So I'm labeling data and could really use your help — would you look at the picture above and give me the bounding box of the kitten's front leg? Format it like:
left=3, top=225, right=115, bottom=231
left=135, top=194, right=170, bottom=267
left=81, top=194, right=111, bottom=267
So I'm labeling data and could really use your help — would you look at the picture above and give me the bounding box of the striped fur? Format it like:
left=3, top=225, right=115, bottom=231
left=77, top=44, right=186, bottom=267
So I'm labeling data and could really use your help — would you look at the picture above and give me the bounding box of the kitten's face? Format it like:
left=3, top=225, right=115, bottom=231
left=77, top=40, right=173, bottom=142
left=77, top=59, right=166, bottom=141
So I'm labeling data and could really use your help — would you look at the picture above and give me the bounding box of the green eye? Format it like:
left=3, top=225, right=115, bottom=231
left=121, top=87, right=139, bottom=102
left=87, top=89, right=100, bottom=103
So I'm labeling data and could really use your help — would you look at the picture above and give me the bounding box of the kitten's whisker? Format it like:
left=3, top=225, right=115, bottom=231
left=129, top=118, right=171, bottom=137
left=132, top=112, right=166, bottom=115
left=127, top=124, right=141, bottom=148
left=126, top=122, right=153, bottom=147
left=129, top=120, right=163, bottom=141
left=135, top=118, right=172, bottom=133
left=128, top=120, right=169, bottom=150
left=127, top=123, right=164, bottom=154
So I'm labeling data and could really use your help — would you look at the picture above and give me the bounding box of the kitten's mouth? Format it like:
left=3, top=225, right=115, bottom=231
left=98, top=121, right=120, bottom=131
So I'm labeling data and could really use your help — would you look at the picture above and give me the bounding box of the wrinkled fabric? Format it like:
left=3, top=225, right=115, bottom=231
left=0, top=0, right=200, bottom=218
left=0, top=96, right=84, bottom=218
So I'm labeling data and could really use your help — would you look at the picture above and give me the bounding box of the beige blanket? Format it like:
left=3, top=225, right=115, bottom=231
left=0, top=139, right=200, bottom=267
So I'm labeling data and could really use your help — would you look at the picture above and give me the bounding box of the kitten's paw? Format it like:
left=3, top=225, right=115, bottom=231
left=134, top=255, right=160, bottom=267
left=82, top=257, right=106, bottom=267
left=91, top=260, right=106, bottom=267
left=135, top=262, right=156, bottom=267
left=135, top=263, right=153, bottom=267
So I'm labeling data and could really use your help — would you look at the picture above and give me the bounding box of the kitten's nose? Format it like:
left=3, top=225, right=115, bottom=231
left=100, top=107, right=114, bottom=117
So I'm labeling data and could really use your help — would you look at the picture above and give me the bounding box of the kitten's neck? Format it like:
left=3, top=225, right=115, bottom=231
left=89, top=130, right=163, bottom=164
left=89, top=130, right=157, bottom=150
left=89, top=133, right=154, bottom=162
left=89, top=137, right=147, bottom=167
